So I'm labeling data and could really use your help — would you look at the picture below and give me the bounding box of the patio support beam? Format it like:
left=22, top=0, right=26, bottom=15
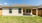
left=31, top=9, right=32, bottom=15
left=36, top=9, right=38, bottom=16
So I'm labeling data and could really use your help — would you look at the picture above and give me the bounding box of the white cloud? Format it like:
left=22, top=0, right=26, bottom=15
left=4, top=3, right=7, bottom=5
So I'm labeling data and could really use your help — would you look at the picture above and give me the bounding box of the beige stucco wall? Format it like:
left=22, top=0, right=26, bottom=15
left=0, top=10, right=2, bottom=16
left=2, top=8, right=23, bottom=16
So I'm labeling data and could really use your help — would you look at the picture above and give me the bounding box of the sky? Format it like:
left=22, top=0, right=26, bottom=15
left=0, top=0, right=42, bottom=6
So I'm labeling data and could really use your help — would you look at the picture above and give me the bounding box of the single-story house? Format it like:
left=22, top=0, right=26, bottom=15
left=0, top=4, right=42, bottom=16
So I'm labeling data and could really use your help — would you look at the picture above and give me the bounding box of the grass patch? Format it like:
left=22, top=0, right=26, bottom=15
left=0, top=16, right=42, bottom=23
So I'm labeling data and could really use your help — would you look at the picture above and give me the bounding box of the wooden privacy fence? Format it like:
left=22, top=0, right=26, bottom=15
left=38, top=8, right=42, bottom=17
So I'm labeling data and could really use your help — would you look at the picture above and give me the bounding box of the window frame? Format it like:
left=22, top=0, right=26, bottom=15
left=18, top=8, right=21, bottom=13
left=9, top=8, right=12, bottom=14
left=26, top=9, right=31, bottom=13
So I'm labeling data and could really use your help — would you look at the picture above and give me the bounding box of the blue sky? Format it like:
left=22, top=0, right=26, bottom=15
left=0, top=0, right=42, bottom=6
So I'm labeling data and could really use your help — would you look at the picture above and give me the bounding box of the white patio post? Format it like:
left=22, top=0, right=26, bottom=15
left=31, top=9, right=32, bottom=15
left=36, top=9, right=38, bottom=16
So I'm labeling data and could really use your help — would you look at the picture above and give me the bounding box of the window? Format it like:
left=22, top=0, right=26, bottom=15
left=9, top=8, right=12, bottom=13
left=18, top=8, right=21, bottom=13
left=29, top=9, right=31, bottom=13
left=26, top=9, right=28, bottom=13
left=26, top=9, right=31, bottom=13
